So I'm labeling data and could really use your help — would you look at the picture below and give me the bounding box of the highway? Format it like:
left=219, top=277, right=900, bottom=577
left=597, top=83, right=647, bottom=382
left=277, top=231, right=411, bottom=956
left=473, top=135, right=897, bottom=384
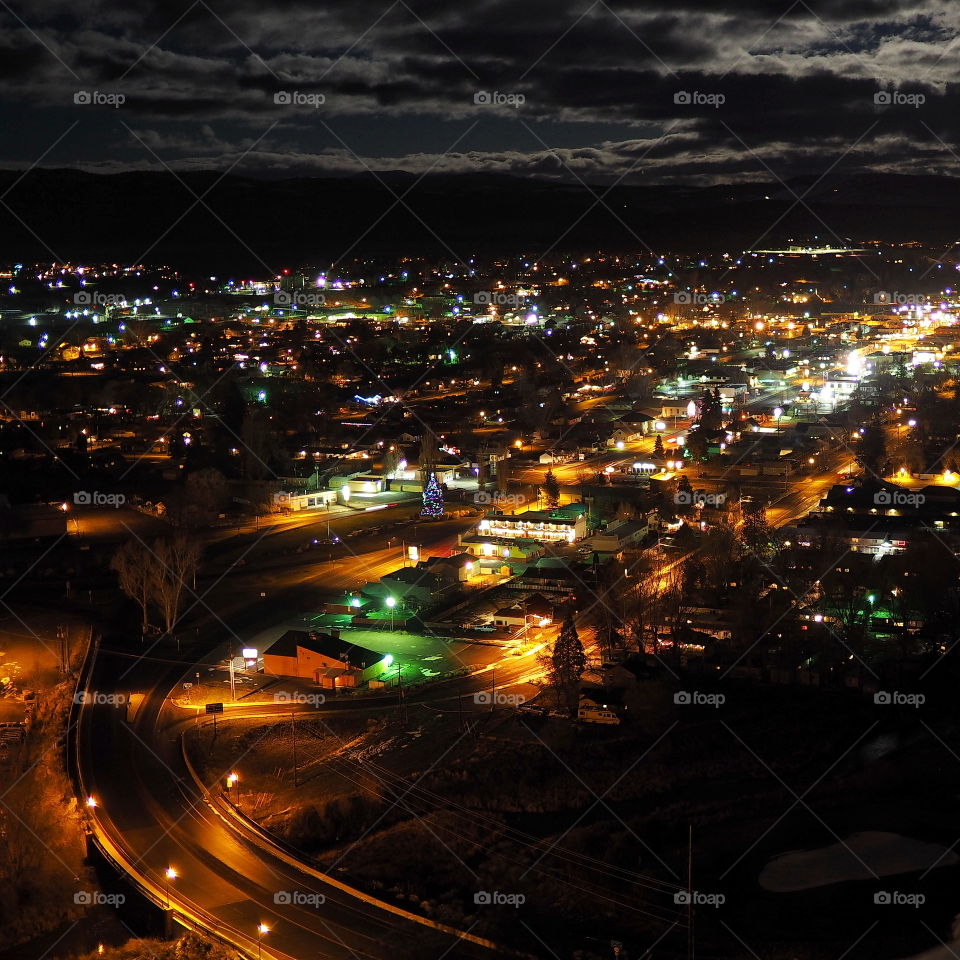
left=77, top=640, right=540, bottom=960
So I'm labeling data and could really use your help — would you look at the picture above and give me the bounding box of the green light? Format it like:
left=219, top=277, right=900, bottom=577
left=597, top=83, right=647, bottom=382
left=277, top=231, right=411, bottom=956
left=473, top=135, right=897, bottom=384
left=383, top=654, right=393, bottom=666
left=350, top=597, right=361, bottom=608
left=385, top=596, right=396, bottom=608
left=867, top=594, right=876, bottom=604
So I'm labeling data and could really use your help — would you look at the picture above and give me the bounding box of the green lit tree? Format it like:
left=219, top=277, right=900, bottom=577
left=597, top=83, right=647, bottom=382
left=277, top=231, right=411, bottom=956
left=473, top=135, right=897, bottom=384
left=421, top=473, right=445, bottom=518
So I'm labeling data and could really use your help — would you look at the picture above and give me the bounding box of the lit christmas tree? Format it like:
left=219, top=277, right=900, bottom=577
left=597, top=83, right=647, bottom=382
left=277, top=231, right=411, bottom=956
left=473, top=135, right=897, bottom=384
left=421, top=473, right=445, bottom=518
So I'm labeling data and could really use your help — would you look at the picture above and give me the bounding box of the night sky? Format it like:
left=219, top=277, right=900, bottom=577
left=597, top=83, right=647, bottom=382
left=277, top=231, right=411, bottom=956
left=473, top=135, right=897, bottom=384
left=2, top=0, right=957, bottom=184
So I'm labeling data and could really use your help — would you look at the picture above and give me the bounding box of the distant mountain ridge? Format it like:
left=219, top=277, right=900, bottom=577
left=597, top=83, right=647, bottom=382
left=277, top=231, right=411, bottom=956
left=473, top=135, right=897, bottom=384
left=0, top=169, right=955, bottom=271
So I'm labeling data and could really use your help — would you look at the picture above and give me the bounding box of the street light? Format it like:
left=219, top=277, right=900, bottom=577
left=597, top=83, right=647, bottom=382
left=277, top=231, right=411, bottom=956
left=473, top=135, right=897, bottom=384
left=772, top=406, right=783, bottom=434
left=226, top=771, right=240, bottom=806
left=164, top=867, right=177, bottom=908
left=257, top=924, right=269, bottom=960
left=385, top=596, right=396, bottom=631
left=86, top=796, right=97, bottom=810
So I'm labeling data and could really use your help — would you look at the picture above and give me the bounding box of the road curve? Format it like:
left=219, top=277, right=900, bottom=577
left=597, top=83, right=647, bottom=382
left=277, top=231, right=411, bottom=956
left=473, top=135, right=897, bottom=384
left=77, top=645, right=510, bottom=960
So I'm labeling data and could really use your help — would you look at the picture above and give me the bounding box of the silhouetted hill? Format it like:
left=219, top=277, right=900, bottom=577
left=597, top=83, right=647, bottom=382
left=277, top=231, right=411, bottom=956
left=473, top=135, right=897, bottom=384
left=0, top=169, right=956, bottom=271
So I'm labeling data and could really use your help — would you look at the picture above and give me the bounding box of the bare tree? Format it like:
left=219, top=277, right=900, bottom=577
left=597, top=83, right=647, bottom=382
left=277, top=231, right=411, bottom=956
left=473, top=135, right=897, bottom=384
left=154, top=536, right=203, bottom=635
left=419, top=429, right=438, bottom=486
left=111, top=535, right=202, bottom=637
left=111, top=539, right=154, bottom=635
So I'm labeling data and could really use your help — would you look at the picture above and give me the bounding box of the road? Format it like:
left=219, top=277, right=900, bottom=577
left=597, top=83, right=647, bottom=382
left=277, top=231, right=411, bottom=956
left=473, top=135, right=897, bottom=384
left=77, top=640, right=538, bottom=960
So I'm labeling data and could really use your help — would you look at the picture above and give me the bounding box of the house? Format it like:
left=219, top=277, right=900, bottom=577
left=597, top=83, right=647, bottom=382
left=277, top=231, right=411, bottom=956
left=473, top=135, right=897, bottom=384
left=660, top=399, right=696, bottom=419
left=457, top=534, right=543, bottom=565
left=610, top=414, right=656, bottom=443
left=263, top=630, right=388, bottom=688
left=421, top=553, right=480, bottom=583
left=492, top=605, right=527, bottom=629
left=584, top=517, right=652, bottom=554
left=363, top=563, right=462, bottom=609
left=492, top=593, right=557, bottom=629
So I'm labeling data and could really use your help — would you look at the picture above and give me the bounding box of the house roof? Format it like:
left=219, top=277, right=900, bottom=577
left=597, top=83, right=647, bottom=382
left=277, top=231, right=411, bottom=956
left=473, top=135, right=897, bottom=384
left=382, top=566, right=442, bottom=587
left=266, top=630, right=384, bottom=669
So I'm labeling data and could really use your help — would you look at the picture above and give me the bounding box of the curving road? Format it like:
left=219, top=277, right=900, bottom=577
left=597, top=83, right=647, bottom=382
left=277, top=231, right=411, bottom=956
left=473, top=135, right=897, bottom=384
left=77, top=640, right=537, bottom=960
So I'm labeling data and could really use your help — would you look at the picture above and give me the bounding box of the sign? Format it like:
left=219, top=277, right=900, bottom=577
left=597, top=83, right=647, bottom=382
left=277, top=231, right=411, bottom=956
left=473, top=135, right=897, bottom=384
left=183, top=682, right=193, bottom=689
left=407, top=545, right=419, bottom=562
left=241, top=648, right=258, bottom=659
left=205, top=702, right=224, bottom=714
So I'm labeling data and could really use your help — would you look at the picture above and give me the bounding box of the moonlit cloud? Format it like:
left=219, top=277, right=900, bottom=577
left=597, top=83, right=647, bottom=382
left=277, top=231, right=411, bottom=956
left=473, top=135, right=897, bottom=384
left=1, top=0, right=958, bottom=182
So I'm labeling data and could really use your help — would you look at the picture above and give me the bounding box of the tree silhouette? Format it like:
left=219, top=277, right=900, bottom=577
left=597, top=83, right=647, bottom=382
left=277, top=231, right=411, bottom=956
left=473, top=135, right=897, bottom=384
left=552, top=613, right=586, bottom=714
left=542, top=469, right=560, bottom=509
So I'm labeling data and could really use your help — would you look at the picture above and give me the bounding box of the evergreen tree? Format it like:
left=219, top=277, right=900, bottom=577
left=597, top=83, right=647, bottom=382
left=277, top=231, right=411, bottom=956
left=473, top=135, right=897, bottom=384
left=685, top=429, right=709, bottom=462
left=552, top=613, right=586, bottom=714
left=856, top=424, right=887, bottom=479
left=421, top=473, right=444, bottom=518
left=542, top=468, right=561, bottom=509
left=653, top=435, right=665, bottom=459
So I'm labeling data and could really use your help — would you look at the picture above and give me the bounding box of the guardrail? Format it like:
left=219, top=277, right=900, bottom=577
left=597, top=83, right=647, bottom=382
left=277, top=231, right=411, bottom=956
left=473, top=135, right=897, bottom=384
left=182, top=719, right=505, bottom=955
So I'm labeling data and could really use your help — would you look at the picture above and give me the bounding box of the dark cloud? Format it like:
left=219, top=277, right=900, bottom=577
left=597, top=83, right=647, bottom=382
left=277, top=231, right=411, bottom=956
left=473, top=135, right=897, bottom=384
left=0, top=0, right=957, bottom=184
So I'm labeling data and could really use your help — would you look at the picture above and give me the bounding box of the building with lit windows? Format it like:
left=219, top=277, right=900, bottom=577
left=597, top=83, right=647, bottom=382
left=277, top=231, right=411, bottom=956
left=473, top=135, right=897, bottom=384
left=476, top=503, right=588, bottom=544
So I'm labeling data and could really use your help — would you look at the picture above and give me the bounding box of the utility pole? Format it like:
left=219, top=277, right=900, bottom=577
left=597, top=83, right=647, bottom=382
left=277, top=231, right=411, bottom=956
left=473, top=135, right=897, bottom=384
left=687, top=824, right=695, bottom=960
left=291, top=713, right=298, bottom=787
left=397, top=664, right=407, bottom=724
left=57, top=624, right=68, bottom=674
left=490, top=667, right=496, bottom=711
